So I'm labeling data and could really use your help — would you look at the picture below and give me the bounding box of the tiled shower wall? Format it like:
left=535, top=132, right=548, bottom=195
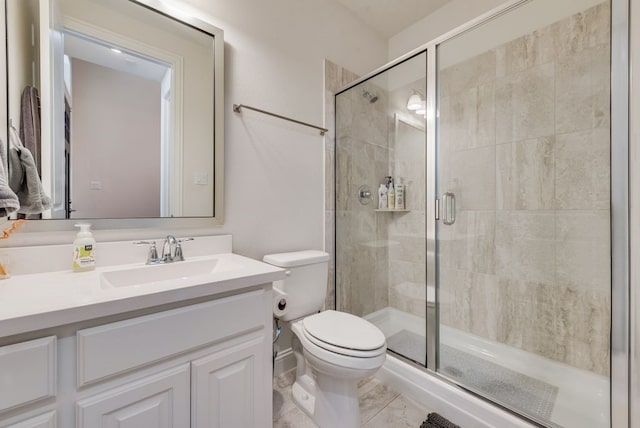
left=327, top=59, right=428, bottom=320
left=438, top=2, right=611, bottom=375
left=387, top=118, right=427, bottom=317
left=330, top=63, right=392, bottom=317
left=324, top=60, right=359, bottom=312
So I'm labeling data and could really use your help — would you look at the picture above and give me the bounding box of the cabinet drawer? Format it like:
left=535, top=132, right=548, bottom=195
left=77, top=289, right=266, bottom=386
left=0, top=337, right=56, bottom=413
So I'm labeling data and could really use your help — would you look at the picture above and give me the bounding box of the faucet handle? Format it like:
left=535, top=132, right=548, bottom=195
left=174, top=238, right=194, bottom=262
left=133, top=241, right=159, bottom=264
left=174, top=244, right=184, bottom=262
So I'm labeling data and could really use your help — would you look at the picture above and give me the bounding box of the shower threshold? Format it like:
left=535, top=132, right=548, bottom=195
left=365, top=307, right=608, bottom=428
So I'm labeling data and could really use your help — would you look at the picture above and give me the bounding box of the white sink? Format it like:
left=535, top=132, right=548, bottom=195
left=101, top=258, right=224, bottom=288
left=0, top=235, right=288, bottom=338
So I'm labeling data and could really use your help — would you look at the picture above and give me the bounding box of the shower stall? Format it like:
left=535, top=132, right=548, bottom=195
left=333, top=1, right=621, bottom=427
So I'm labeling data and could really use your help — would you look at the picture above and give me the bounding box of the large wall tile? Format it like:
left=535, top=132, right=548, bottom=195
left=555, top=128, right=610, bottom=210
left=389, top=279, right=426, bottom=319
left=389, top=233, right=426, bottom=264
left=446, top=83, right=496, bottom=151
left=438, top=50, right=496, bottom=97
left=442, top=210, right=496, bottom=275
left=556, top=48, right=595, bottom=134
left=552, top=1, right=610, bottom=59
left=439, top=268, right=473, bottom=333
left=556, top=211, right=610, bottom=291
left=442, top=145, right=496, bottom=211
left=495, top=62, right=555, bottom=143
left=496, top=211, right=555, bottom=285
left=496, top=137, right=555, bottom=210
left=502, top=24, right=555, bottom=75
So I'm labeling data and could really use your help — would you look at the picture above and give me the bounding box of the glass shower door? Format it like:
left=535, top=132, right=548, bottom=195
left=435, top=1, right=611, bottom=427
left=335, top=52, right=428, bottom=366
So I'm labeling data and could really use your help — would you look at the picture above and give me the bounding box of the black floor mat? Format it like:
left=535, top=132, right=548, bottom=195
left=420, top=412, right=460, bottom=428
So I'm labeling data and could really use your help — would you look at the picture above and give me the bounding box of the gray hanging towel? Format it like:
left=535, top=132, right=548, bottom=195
left=20, top=86, right=41, bottom=176
left=9, top=127, right=50, bottom=215
left=0, top=137, right=19, bottom=217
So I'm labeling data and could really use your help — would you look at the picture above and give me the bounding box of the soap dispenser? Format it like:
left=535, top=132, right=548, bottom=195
left=73, top=223, right=96, bottom=272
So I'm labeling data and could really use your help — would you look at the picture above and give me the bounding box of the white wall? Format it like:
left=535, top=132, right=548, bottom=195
left=387, top=0, right=505, bottom=60
left=175, top=0, right=387, bottom=259
left=71, top=58, right=161, bottom=218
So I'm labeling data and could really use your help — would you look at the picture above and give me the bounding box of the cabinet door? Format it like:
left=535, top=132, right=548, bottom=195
left=76, top=364, right=189, bottom=428
left=0, top=337, right=56, bottom=413
left=191, top=337, right=269, bottom=428
left=1, top=411, right=56, bottom=428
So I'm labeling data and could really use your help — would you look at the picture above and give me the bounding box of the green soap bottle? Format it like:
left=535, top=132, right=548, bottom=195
left=73, top=223, right=96, bottom=272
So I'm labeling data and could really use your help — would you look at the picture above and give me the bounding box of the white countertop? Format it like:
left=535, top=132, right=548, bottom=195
left=0, top=235, right=285, bottom=337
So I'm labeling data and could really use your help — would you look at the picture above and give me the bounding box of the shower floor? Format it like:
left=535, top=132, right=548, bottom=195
left=365, top=307, right=609, bottom=428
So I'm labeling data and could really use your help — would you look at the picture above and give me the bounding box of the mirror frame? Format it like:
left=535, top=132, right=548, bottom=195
left=2, top=0, right=224, bottom=234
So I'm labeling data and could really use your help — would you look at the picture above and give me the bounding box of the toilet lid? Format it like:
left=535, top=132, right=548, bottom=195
left=302, top=310, right=386, bottom=351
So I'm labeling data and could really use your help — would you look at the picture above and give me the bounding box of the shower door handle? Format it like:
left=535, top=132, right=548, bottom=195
left=442, top=192, right=456, bottom=225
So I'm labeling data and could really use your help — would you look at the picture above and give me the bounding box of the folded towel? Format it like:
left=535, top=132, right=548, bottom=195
left=0, top=137, right=19, bottom=217
left=8, top=127, right=50, bottom=215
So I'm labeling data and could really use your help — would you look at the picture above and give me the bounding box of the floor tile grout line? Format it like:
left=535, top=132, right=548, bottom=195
left=361, top=391, right=402, bottom=425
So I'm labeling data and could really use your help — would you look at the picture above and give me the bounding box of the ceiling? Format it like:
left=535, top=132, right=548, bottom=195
left=333, top=0, right=452, bottom=38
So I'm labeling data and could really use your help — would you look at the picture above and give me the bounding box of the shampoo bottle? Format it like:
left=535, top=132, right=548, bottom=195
left=395, top=183, right=405, bottom=210
left=378, top=184, right=388, bottom=209
left=387, top=180, right=395, bottom=209
left=73, top=223, right=96, bottom=272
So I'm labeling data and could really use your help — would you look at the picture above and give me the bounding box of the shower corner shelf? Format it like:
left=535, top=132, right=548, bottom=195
left=374, top=209, right=410, bottom=213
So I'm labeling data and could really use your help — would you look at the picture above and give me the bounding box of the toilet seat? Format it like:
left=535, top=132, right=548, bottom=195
left=301, top=310, right=386, bottom=358
left=292, top=319, right=386, bottom=371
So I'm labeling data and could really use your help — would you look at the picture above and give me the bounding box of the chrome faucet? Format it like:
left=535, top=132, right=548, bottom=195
left=161, top=235, right=178, bottom=262
left=134, top=236, right=194, bottom=264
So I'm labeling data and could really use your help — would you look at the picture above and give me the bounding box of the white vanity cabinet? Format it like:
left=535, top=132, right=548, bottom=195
left=0, top=285, right=273, bottom=428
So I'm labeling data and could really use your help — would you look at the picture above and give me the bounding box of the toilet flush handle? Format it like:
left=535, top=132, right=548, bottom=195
left=285, top=270, right=291, bottom=276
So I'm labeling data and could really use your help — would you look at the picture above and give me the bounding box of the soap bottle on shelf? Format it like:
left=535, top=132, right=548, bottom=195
left=73, top=223, right=96, bottom=272
left=395, top=182, right=405, bottom=210
left=378, top=184, right=388, bottom=209
left=387, top=178, right=395, bottom=209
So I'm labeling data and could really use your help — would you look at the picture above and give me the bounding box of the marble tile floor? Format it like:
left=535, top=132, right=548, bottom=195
left=273, top=370, right=431, bottom=427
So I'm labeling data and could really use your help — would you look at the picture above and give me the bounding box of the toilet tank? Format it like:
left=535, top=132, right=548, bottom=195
left=263, top=250, right=329, bottom=321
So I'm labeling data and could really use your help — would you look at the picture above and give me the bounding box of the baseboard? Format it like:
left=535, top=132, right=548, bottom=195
left=274, top=347, right=296, bottom=377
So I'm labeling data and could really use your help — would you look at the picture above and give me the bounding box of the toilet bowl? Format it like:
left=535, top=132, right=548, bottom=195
left=290, top=310, right=386, bottom=428
left=263, top=250, right=387, bottom=428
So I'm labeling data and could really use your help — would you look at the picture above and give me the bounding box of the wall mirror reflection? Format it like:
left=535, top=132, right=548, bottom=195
left=5, top=0, right=223, bottom=221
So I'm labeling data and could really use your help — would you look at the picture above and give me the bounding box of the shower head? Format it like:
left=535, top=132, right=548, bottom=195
left=362, top=90, right=378, bottom=104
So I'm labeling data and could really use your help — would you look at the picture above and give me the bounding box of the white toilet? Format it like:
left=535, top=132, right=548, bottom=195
left=263, top=250, right=387, bottom=428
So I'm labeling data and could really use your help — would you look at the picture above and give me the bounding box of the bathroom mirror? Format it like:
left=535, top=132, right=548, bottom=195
left=4, top=0, right=224, bottom=223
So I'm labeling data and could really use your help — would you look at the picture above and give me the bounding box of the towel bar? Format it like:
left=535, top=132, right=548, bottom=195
left=233, top=103, right=328, bottom=136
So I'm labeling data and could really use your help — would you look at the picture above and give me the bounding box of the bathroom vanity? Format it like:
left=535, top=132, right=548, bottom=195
left=0, top=235, right=283, bottom=427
